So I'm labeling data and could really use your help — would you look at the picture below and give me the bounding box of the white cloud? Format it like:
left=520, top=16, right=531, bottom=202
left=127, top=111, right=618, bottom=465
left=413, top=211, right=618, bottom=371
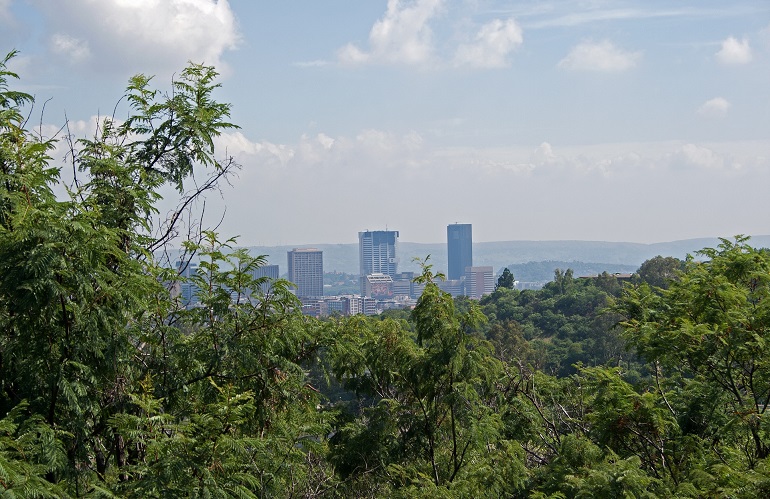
left=50, top=33, right=91, bottom=63
left=226, top=131, right=766, bottom=180
left=214, top=131, right=294, bottom=167
left=532, top=141, right=558, bottom=165
left=453, top=18, right=523, bottom=68
left=716, top=36, right=752, bottom=65
left=337, top=0, right=443, bottom=65
left=156, top=130, right=770, bottom=245
left=317, top=133, right=335, bottom=150
left=337, top=44, right=371, bottom=65
left=34, top=0, right=240, bottom=75
left=513, top=142, right=640, bottom=177
left=558, top=40, right=641, bottom=72
left=698, top=97, right=731, bottom=118
left=668, top=143, right=726, bottom=170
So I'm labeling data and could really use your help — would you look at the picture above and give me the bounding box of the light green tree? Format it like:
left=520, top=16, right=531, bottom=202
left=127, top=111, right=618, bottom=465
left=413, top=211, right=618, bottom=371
left=0, top=50, right=332, bottom=497
left=327, top=261, right=527, bottom=496
left=616, top=237, right=770, bottom=489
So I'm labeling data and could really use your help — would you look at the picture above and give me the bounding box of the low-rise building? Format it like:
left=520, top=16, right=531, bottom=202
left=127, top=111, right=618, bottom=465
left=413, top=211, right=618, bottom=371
left=465, top=266, right=495, bottom=299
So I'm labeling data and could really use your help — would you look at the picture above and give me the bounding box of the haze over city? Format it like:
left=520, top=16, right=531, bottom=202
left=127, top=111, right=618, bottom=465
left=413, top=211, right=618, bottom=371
left=2, top=1, right=769, bottom=246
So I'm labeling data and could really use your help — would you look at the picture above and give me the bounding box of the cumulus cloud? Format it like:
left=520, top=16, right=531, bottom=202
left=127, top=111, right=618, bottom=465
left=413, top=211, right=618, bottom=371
left=337, top=0, right=443, bottom=65
left=50, top=33, right=91, bottom=63
left=55, top=120, right=764, bottom=188
left=213, top=131, right=294, bottom=167
left=34, top=0, right=239, bottom=75
left=317, top=133, right=335, bottom=150
left=515, top=142, right=636, bottom=177
left=453, top=18, right=523, bottom=68
left=667, top=143, right=727, bottom=170
left=558, top=40, right=641, bottom=72
left=212, top=128, right=433, bottom=178
left=715, top=36, right=752, bottom=65
left=698, top=97, right=731, bottom=118
left=337, top=44, right=370, bottom=65
left=532, top=142, right=558, bottom=165
left=163, top=131, right=770, bottom=245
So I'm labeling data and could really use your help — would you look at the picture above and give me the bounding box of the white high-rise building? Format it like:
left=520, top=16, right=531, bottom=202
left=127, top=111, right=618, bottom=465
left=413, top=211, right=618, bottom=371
left=359, top=230, right=399, bottom=278
left=287, top=248, right=323, bottom=298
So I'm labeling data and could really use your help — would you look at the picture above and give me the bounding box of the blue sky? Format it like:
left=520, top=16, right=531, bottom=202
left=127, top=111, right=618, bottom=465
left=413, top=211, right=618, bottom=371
left=1, top=1, right=769, bottom=245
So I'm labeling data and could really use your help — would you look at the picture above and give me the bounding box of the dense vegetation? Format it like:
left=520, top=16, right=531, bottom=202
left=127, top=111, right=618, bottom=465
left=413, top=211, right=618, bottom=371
left=3, top=53, right=770, bottom=497
left=499, top=261, right=638, bottom=284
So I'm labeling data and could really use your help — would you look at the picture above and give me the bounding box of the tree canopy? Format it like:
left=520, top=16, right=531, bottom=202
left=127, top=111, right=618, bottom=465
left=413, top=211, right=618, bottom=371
left=2, top=51, right=770, bottom=497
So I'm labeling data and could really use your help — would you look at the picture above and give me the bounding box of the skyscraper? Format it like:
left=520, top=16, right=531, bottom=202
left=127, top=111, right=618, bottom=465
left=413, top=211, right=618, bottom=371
left=447, top=223, right=472, bottom=281
left=359, top=230, right=399, bottom=278
left=287, top=248, right=323, bottom=298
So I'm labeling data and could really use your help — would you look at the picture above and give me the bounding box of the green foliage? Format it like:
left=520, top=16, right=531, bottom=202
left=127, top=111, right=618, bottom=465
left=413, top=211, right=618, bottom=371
left=0, top=403, right=66, bottom=498
left=618, top=237, right=770, bottom=462
left=120, top=63, right=238, bottom=192
left=503, top=260, right=637, bottom=284
left=634, top=255, right=685, bottom=290
left=6, top=49, right=770, bottom=496
left=479, top=269, right=629, bottom=375
left=326, top=265, right=520, bottom=496
left=496, top=267, right=515, bottom=290
left=0, top=51, right=329, bottom=497
left=532, top=435, right=660, bottom=498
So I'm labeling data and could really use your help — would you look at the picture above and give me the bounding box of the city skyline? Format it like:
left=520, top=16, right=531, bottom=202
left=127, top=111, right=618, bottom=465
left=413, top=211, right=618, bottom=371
left=2, top=1, right=769, bottom=245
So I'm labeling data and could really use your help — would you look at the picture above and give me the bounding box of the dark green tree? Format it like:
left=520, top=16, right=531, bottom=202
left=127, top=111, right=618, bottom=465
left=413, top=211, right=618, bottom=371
left=497, top=267, right=515, bottom=290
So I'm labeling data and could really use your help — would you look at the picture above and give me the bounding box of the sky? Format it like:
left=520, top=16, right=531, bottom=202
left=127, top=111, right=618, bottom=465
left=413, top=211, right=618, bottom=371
left=1, top=0, right=769, bottom=246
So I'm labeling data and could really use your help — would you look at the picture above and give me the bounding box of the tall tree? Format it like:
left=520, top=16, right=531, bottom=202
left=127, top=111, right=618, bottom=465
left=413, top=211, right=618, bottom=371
left=496, top=267, right=515, bottom=290
left=0, top=51, right=330, bottom=496
left=327, top=262, right=524, bottom=496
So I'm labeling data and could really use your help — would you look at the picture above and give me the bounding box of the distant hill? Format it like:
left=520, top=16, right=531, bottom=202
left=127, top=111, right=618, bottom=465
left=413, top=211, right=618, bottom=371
left=244, top=235, right=770, bottom=277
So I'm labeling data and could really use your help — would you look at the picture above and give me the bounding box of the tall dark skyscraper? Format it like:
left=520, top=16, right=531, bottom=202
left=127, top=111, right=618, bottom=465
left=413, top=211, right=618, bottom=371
left=447, top=223, right=472, bottom=281
left=359, top=230, right=399, bottom=278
